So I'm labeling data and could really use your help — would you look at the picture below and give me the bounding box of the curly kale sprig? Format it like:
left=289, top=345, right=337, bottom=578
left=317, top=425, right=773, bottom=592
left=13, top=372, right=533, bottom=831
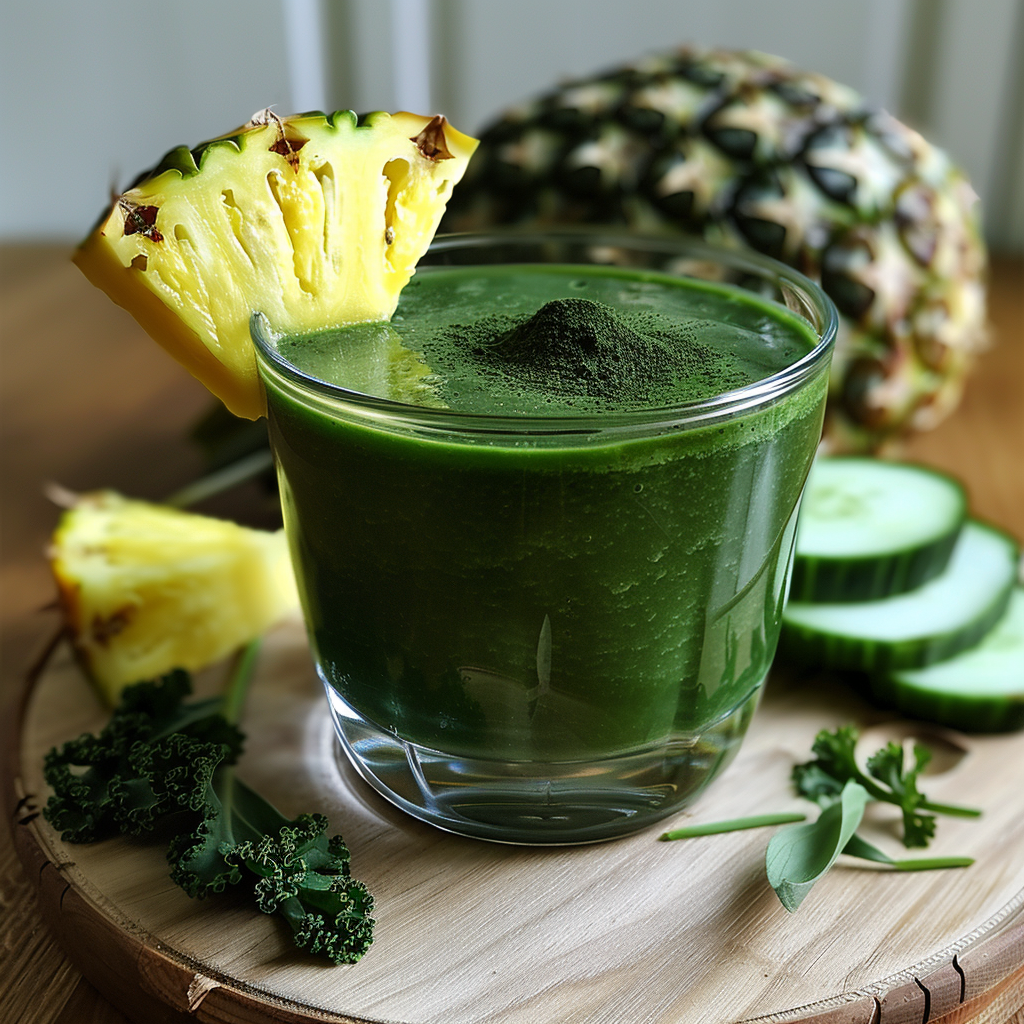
left=168, top=771, right=374, bottom=964
left=792, top=725, right=980, bottom=848
left=42, top=645, right=374, bottom=964
left=44, top=668, right=242, bottom=842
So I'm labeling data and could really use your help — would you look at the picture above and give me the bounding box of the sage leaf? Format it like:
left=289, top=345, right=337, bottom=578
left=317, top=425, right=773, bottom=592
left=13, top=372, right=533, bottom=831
left=767, top=779, right=869, bottom=912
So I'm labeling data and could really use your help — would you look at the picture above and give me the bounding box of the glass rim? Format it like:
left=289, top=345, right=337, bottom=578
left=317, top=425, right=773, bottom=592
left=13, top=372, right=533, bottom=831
left=252, top=227, right=838, bottom=436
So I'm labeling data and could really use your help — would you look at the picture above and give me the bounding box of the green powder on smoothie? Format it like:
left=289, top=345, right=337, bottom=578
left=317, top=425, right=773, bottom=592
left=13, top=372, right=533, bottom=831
left=433, top=297, right=752, bottom=414
left=276, top=265, right=816, bottom=416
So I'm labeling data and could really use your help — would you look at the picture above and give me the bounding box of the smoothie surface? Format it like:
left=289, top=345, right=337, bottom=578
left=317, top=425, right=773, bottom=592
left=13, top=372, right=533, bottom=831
left=273, top=265, right=818, bottom=415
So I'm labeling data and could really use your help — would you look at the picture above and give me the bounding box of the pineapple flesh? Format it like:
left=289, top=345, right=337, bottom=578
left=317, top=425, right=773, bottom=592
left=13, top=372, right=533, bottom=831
left=50, top=491, right=300, bottom=704
left=75, top=110, right=478, bottom=420
left=443, top=48, right=987, bottom=452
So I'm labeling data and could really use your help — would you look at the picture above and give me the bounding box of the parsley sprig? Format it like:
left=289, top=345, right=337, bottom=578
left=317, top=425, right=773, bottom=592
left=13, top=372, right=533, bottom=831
left=792, top=724, right=980, bottom=848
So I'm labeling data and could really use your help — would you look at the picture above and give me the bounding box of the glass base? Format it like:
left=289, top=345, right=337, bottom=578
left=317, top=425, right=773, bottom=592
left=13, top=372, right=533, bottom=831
left=323, top=681, right=763, bottom=845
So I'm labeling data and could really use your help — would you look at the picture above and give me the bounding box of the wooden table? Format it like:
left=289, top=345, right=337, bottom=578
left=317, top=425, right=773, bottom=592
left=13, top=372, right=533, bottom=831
left=1, top=245, right=1021, bottom=1023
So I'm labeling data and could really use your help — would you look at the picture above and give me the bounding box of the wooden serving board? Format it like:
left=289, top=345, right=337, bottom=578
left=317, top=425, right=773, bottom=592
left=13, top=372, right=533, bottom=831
left=6, top=616, right=1024, bottom=1024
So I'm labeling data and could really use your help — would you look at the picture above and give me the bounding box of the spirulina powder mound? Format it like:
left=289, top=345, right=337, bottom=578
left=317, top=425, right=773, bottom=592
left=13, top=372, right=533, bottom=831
left=434, top=297, right=752, bottom=414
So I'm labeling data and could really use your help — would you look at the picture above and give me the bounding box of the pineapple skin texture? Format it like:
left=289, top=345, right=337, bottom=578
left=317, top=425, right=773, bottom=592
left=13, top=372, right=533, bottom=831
left=443, top=48, right=988, bottom=452
left=50, top=492, right=300, bottom=705
left=74, top=111, right=478, bottom=420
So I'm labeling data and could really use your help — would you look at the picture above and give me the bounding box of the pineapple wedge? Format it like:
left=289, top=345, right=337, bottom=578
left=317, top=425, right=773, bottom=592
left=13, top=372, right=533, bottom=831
left=50, top=491, right=299, bottom=704
left=74, top=110, right=477, bottom=419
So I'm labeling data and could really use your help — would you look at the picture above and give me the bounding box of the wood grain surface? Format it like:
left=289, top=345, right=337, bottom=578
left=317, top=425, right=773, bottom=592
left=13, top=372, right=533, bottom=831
left=8, top=619, right=1024, bottom=1024
left=1, top=246, right=1022, bottom=1023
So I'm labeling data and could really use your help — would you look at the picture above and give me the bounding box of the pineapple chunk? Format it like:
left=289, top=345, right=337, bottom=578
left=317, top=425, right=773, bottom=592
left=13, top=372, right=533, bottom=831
left=74, top=110, right=478, bottom=420
left=50, top=491, right=299, bottom=704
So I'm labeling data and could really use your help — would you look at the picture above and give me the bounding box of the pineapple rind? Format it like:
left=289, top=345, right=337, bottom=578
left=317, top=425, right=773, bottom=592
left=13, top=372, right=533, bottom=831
left=74, top=111, right=477, bottom=420
left=51, top=492, right=300, bottom=705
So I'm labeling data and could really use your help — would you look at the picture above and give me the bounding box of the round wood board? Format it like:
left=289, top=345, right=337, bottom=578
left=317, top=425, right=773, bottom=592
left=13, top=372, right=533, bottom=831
left=6, top=617, right=1024, bottom=1024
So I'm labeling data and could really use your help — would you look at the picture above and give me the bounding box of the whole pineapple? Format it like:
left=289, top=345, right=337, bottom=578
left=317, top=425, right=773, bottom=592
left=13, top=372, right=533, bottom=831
left=443, top=47, right=987, bottom=452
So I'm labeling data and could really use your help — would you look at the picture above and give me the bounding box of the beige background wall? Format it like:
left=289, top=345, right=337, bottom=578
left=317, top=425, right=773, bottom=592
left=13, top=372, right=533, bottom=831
left=2, top=0, right=1021, bottom=249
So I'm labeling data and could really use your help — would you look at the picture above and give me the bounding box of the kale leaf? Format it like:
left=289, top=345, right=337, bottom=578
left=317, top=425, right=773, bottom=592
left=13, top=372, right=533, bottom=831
left=169, top=771, right=375, bottom=964
left=42, top=656, right=374, bottom=965
left=44, top=669, right=241, bottom=842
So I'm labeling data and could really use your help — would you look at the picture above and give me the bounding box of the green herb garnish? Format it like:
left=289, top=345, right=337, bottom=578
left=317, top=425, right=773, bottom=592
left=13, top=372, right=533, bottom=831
left=842, top=832, right=973, bottom=872
left=792, top=724, right=980, bottom=848
left=658, top=724, right=978, bottom=913
left=766, top=725, right=978, bottom=909
left=43, top=642, right=374, bottom=964
left=766, top=780, right=869, bottom=912
left=660, top=811, right=806, bottom=840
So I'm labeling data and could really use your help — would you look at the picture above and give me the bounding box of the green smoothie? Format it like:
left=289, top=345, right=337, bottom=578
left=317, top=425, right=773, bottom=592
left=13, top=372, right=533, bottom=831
left=257, top=263, right=826, bottom=766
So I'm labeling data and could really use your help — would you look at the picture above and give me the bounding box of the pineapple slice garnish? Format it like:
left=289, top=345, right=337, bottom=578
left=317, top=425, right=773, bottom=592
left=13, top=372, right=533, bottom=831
left=74, top=110, right=478, bottom=419
left=50, top=491, right=299, bottom=705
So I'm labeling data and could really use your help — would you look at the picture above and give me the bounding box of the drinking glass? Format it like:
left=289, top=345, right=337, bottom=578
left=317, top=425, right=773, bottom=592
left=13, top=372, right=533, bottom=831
left=252, top=230, right=838, bottom=844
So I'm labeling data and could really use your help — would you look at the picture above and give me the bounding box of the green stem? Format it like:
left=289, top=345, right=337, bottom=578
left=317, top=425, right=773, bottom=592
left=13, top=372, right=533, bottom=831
left=221, top=640, right=263, bottom=726
left=164, top=450, right=275, bottom=509
left=890, top=856, right=975, bottom=871
left=844, top=834, right=974, bottom=871
left=151, top=696, right=226, bottom=742
left=846, top=761, right=980, bottom=820
left=660, top=812, right=806, bottom=840
left=920, top=800, right=982, bottom=818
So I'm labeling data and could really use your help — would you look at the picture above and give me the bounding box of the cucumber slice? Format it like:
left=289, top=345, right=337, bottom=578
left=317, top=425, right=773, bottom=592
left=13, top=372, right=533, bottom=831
left=781, top=520, right=1019, bottom=672
left=791, top=457, right=966, bottom=602
left=870, top=588, right=1024, bottom=732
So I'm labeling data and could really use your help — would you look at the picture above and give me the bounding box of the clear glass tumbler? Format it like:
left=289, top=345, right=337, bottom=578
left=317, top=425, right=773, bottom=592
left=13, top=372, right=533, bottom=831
left=252, top=230, right=838, bottom=844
